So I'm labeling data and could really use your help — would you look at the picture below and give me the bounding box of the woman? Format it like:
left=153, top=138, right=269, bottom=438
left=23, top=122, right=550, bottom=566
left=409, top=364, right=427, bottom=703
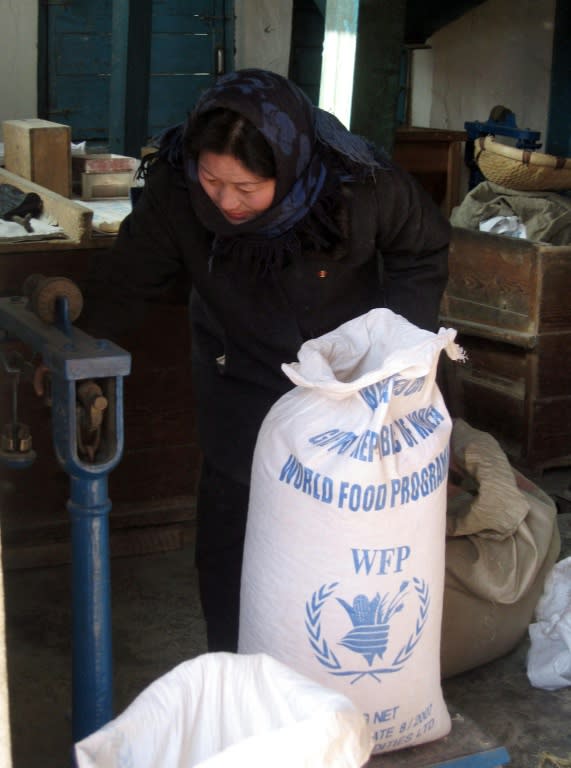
left=86, top=68, right=449, bottom=652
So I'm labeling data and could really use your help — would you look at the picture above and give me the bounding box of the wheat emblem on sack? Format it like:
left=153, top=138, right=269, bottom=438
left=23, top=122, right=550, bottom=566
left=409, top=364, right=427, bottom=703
left=305, top=578, right=430, bottom=683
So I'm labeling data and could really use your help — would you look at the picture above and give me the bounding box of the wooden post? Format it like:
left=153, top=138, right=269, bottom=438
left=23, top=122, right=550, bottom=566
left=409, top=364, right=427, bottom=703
left=0, top=532, right=12, bottom=768
left=3, top=119, right=72, bottom=198
left=350, top=0, right=406, bottom=155
left=108, top=0, right=153, bottom=157
left=546, top=0, right=571, bottom=157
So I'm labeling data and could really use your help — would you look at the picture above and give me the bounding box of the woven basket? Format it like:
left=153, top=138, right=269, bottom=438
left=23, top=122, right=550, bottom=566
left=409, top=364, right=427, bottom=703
left=474, top=135, right=571, bottom=191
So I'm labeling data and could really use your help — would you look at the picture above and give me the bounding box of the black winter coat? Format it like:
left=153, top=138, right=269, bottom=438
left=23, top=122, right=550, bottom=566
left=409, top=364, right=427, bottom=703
left=85, top=157, right=449, bottom=484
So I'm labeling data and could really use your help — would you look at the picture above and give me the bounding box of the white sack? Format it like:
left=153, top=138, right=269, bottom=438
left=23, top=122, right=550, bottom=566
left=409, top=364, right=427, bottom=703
left=240, top=309, right=464, bottom=755
left=74, top=652, right=371, bottom=768
left=527, top=556, right=571, bottom=691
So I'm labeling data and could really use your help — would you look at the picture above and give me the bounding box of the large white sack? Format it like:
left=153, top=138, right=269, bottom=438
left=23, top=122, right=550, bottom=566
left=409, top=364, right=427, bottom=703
left=74, top=652, right=372, bottom=768
left=239, top=309, right=464, bottom=755
left=527, top=556, right=571, bottom=691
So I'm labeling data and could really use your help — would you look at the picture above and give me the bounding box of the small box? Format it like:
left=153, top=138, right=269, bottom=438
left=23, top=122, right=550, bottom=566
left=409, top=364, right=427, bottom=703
left=3, top=118, right=72, bottom=197
left=72, top=153, right=139, bottom=176
left=71, top=153, right=139, bottom=198
left=80, top=170, right=134, bottom=199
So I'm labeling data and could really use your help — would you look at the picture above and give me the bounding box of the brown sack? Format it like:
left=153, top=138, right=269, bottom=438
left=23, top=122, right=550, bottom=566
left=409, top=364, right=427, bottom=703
left=441, top=419, right=561, bottom=678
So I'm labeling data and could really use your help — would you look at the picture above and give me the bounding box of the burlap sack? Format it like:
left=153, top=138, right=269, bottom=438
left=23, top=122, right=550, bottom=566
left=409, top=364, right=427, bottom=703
left=442, top=419, right=561, bottom=678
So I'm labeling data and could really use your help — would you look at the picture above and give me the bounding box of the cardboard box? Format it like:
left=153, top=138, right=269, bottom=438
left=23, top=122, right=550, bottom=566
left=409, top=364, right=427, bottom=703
left=3, top=118, right=72, bottom=197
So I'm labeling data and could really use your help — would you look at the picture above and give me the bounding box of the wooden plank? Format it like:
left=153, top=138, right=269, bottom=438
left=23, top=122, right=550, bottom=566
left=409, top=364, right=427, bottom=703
left=1, top=521, right=193, bottom=571
left=0, top=168, right=92, bottom=245
left=396, top=128, right=467, bottom=143
left=72, top=154, right=139, bottom=175
left=3, top=119, right=72, bottom=197
left=109, top=0, right=152, bottom=156
left=0, top=492, right=196, bottom=551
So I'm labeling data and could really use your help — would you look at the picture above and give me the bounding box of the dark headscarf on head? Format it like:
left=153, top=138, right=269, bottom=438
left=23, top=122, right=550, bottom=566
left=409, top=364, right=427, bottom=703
left=152, top=68, right=389, bottom=271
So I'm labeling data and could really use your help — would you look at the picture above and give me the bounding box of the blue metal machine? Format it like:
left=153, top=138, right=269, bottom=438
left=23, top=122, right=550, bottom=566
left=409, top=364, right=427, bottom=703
left=0, top=275, right=131, bottom=743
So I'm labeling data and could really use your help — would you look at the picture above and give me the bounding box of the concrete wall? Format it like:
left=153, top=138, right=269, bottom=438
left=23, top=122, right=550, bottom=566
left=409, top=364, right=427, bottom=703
left=411, top=0, right=556, bottom=140
left=235, top=0, right=293, bottom=75
left=0, top=1, right=38, bottom=139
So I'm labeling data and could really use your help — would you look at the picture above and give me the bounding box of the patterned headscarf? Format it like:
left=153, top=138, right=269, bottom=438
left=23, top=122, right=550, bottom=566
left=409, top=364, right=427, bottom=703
left=158, top=69, right=387, bottom=266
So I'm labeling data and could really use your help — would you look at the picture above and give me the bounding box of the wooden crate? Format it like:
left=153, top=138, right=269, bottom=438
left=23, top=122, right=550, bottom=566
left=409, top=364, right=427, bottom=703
left=3, top=119, right=72, bottom=197
left=440, top=226, right=571, bottom=472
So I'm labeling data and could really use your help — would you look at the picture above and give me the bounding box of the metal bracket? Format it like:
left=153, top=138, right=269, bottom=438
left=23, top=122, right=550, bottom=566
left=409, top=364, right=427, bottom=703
left=426, top=747, right=511, bottom=768
left=0, top=285, right=131, bottom=741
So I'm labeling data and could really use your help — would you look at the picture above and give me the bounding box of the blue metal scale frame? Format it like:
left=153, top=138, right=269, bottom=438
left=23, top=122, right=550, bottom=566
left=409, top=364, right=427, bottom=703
left=0, top=290, right=131, bottom=743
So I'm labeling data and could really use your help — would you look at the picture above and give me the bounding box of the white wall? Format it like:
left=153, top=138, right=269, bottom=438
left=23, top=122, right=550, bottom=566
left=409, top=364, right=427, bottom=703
left=411, top=0, right=555, bottom=142
left=0, top=0, right=558, bottom=151
left=0, top=1, right=38, bottom=139
left=410, top=48, right=434, bottom=127
left=234, top=0, right=293, bottom=76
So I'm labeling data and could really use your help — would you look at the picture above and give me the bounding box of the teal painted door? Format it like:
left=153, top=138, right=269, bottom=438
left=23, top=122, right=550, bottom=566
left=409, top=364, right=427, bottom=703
left=41, top=0, right=234, bottom=144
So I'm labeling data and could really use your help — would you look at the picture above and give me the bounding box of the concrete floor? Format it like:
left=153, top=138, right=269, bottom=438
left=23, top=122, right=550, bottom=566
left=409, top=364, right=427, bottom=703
left=2, top=471, right=571, bottom=768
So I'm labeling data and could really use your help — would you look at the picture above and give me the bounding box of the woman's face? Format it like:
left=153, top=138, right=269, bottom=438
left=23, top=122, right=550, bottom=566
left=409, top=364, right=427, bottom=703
left=198, top=152, right=276, bottom=224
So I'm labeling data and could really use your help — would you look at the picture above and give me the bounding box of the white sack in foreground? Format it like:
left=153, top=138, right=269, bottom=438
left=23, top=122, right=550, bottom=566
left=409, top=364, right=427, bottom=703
left=74, top=652, right=372, bottom=768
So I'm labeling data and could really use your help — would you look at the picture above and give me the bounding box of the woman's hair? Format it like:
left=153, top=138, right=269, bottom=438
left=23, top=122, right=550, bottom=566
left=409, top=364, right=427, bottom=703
left=187, top=108, right=276, bottom=179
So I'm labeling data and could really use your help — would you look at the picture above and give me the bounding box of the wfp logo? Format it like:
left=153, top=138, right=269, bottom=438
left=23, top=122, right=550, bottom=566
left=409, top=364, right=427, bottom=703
left=305, top=579, right=429, bottom=683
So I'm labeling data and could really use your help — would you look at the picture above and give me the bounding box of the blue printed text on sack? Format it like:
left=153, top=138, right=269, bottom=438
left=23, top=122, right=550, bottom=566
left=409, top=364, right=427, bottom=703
left=278, top=445, right=449, bottom=511
left=352, top=546, right=410, bottom=574
left=360, top=375, right=426, bottom=410
left=308, top=405, right=445, bottom=461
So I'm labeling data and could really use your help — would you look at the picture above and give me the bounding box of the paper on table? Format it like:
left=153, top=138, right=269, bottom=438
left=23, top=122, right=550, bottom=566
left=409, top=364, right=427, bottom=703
left=76, top=198, right=133, bottom=234
left=0, top=216, right=66, bottom=243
